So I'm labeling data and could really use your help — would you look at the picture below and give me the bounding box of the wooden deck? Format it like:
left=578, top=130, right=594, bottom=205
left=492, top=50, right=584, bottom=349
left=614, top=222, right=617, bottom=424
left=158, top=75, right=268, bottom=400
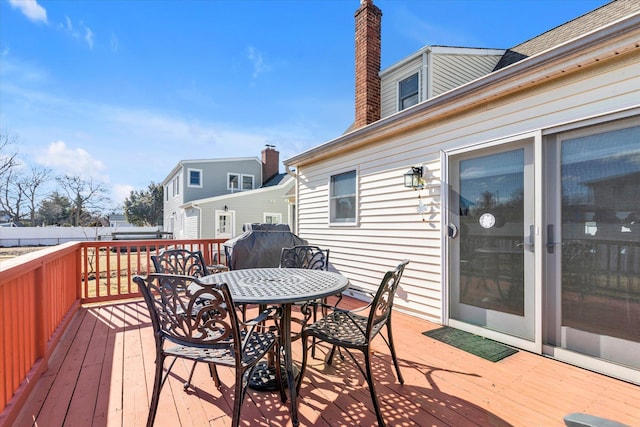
left=13, top=296, right=640, bottom=427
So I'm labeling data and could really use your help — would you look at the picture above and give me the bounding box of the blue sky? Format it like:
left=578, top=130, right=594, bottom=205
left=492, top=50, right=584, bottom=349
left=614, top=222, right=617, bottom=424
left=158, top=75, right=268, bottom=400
left=1, top=0, right=610, bottom=209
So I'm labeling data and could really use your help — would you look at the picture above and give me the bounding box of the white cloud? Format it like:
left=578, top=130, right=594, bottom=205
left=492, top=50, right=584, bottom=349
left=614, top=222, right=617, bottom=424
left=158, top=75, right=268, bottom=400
left=58, top=17, right=95, bottom=49
left=85, top=27, right=94, bottom=49
left=35, top=140, right=107, bottom=180
left=110, top=34, right=119, bottom=52
left=247, top=46, right=271, bottom=79
left=9, top=0, right=47, bottom=24
left=112, top=183, right=134, bottom=206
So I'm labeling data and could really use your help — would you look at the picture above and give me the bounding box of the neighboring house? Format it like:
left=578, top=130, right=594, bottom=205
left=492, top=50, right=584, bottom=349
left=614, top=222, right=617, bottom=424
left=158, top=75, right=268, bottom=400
left=181, top=173, right=294, bottom=240
left=284, top=0, right=640, bottom=386
left=162, top=146, right=293, bottom=239
left=107, top=213, right=134, bottom=228
left=0, top=210, right=13, bottom=224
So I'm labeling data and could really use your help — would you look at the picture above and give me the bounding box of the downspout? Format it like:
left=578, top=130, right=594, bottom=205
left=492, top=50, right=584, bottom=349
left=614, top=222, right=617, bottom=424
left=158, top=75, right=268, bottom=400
left=193, top=204, right=202, bottom=239
left=285, top=165, right=299, bottom=234
left=423, top=47, right=432, bottom=100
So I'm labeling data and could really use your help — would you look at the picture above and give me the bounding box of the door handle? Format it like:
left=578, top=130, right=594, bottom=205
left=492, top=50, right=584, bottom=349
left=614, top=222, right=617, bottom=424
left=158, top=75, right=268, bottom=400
left=448, top=224, right=458, bottom=238
left=547, top=224, right=555, bottom=254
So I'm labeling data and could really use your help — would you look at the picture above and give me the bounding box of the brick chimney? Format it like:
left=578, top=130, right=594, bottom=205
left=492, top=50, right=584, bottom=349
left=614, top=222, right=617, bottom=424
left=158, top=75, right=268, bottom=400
left=354, top=0, right=382, bottom=129
left=261, top=145, right=279, bottom=184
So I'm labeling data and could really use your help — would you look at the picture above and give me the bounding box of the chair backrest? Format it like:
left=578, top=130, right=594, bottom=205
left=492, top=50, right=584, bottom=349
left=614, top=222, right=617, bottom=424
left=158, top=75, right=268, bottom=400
left=279, top=246, right=330, bottom=271
left=151, top=249, right=209, bottom=277
left=366, top=260, right=410, bottom=339
left=133, top=273, right=242, bottom=361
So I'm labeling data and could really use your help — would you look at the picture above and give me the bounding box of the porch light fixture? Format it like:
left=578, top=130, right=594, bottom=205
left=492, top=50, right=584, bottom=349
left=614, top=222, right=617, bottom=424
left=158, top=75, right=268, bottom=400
left=403, top=166, right=424, bottom=190
left=224, top=205, right=229, bottom=212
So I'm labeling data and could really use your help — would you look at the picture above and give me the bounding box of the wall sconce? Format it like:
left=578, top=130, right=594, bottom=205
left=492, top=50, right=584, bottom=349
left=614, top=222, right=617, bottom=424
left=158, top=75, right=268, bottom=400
left=224, top=205, right=229, bottom=212
left=403, top=166, right=424, bottom=190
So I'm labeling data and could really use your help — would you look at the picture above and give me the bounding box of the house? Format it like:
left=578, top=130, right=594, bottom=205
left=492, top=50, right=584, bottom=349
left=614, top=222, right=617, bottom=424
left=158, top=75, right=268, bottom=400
left=107, top=213, right=134, bottom=228
left=162, top=146, right=294, bottom=239
left=284, top=0, right=640, bottom=386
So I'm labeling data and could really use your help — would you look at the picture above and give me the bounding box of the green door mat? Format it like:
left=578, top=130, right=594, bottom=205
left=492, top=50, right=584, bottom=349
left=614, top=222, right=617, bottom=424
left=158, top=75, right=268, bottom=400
left=422, top=327, right=518, bottom=362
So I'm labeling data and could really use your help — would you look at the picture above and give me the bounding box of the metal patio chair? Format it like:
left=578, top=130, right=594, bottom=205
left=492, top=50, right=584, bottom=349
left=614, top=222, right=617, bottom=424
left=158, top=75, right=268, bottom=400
left=279, top=245, right=330, bottom=355
left=296, top=259, right=410, bottom=427
left=133, top=273, right=284, bottom=427
left=151, top=248, right=224, bottom=387
left=151, top=248, right=218, bottom=277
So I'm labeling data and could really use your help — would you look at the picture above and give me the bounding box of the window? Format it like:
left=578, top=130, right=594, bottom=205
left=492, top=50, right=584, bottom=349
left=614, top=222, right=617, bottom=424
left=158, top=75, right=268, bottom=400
left=228, top=173, right=240, bottom=191
left=264, top=213, right=281, bottom=224
left=172, top=175, right=180, bottom=197
left=330, top=170, right=357, bottom=224
left=228, top=173, right=254, bottom=191
left=165, top=185, right=169, bottom=201
left=187, top=168, right=202, bottom=187
left=242, top=174, right=254, bottom=190
left=399, top=73, right=419, bottom=111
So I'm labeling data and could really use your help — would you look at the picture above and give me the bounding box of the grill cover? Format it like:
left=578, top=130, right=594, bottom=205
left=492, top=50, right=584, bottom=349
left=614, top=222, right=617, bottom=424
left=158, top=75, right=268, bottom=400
left=223, top=223, right=308, bottom=270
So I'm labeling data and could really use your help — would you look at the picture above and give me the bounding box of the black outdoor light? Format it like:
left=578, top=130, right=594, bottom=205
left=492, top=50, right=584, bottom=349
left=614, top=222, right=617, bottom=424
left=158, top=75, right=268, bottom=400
left=224, top=205, right=229, bottom=212
left=403, top=166, right=424, bottom=190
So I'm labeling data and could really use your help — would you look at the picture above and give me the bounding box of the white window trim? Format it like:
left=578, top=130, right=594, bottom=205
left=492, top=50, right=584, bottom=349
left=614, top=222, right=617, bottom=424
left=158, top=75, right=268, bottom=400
left=328, top=168, right=359, bottom=226
left=241, top=174, right=255, bottom=191
left=172, top=174, right=180, bottom=198
left=398, top=72, right=420, bottom=112
left=227, top=172, right=240, bottom=191
left=263, top=212, right=282, bottom=224
left=187, top=168, right=203, bottom=188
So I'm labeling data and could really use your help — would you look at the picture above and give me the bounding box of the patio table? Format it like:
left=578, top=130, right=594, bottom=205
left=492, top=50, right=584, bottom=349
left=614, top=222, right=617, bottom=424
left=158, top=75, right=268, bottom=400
left=201, top=267, right=350, bottom=427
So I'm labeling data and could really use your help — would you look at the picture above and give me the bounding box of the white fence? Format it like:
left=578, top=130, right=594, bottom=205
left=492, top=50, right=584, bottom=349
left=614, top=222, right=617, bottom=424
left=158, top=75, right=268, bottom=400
left=0, top=226, right=165, bottom=247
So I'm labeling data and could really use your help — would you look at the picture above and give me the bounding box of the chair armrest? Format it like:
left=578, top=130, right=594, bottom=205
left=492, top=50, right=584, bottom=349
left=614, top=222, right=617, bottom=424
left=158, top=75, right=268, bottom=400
left=242, top=306, right=279, bottom=328
left=240, top=306, right=280, bottom=351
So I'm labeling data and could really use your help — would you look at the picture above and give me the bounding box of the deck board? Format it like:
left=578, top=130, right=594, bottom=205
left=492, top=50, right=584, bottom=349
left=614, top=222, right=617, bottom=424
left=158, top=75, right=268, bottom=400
left=12, top=297, right=640, bottom=427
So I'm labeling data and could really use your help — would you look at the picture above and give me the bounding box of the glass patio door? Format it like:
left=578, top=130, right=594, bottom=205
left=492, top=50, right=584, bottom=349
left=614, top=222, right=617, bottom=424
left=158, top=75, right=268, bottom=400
left=546, top=122, right=640, bottom=374
left=448, top=140, right=536, bottom=344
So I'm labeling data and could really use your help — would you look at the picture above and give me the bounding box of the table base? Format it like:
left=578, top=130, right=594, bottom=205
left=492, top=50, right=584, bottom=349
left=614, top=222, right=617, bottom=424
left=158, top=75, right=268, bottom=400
left=249, top=361, right=300, bottom=391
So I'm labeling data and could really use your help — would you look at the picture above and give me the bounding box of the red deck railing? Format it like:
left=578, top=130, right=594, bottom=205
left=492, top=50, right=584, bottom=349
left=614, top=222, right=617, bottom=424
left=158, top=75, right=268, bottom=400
left=0, top=239, right=226, bottom=427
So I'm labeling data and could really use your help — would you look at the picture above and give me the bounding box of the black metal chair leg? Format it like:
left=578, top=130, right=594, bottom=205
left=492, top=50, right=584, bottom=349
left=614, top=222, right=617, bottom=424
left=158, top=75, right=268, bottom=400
left=147, top=354, right=165, bottom=427
left=364, top=350, right=386, bottom=427
left=296, top=335, right=310, bottom=394
left=184, top=361, right=198, bottom=391
left=386, top=321, right=404, bottom=384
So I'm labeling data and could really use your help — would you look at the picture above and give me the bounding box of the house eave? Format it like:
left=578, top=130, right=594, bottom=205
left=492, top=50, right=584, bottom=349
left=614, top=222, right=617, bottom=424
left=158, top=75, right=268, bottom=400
left=179, top=175, right=294, bottom=208
left=284, top=12, right=640, bottom=168
left=161, top=157, right=261, bottom=186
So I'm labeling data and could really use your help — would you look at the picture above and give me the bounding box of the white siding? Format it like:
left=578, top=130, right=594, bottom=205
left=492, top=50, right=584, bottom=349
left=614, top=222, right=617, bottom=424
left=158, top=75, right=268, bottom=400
left=380, top=56, right=423, bottom=119
left=295, top=50, right=640, bottom=323
left=431, top=53, right=503, bottom=97
left=198, top=180, right=294, bottom=238
left=184, top=208, right=199, bottom=239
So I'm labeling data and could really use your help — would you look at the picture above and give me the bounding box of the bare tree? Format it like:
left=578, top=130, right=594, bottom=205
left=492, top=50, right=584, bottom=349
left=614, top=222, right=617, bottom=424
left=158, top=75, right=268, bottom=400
left=56, top=175, right=111, bottom=226
left=0, top=130, right=19, bottom=180
left=21, top=166, right=52, bottom=225
left=0, top=168, right=24, bottom=222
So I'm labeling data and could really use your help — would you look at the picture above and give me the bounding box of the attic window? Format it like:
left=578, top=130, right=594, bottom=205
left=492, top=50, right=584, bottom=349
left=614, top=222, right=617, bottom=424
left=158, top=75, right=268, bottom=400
left=241, top=174, right=254, bottom=190
left=187, top=168, right=202, bottom=188
left=228, top=173, right=240, bottom=191
left=399, top=73, right=419, bottom=111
